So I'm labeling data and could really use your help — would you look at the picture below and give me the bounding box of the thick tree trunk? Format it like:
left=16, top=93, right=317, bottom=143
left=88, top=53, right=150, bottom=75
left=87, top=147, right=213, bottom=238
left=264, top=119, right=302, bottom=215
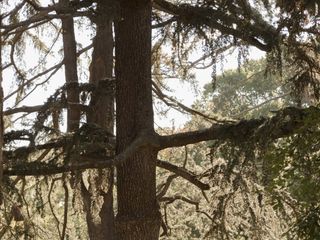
left=59, top=0, right=80, bottom=131
left=115, top=0, right=161, bottom=239
left=0, top=15, right=3, bottom=205
left=82, top=0, right=116, bottom=239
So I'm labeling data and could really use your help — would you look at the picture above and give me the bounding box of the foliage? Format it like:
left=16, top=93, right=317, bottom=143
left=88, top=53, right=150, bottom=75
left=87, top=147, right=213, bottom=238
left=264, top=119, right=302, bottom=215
left=186, top=57, right=320, bottom=239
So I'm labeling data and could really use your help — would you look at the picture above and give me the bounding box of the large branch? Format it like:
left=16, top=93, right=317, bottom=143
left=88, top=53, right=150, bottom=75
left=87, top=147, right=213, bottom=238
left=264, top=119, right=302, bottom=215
left=2, top=0, right=94, bottom=35
left=4, top=103, right=89, bottom=116
left=4, top=131, right=153, bottom=176
left=158, top=119, right=263, bottom=149
left=157, top=106, right=320, bottom=149
left=4, top=107, right=320, bottom=177
left=153, top=0, right=279, bottom=51
left=3, top=157, right=210, bottom=192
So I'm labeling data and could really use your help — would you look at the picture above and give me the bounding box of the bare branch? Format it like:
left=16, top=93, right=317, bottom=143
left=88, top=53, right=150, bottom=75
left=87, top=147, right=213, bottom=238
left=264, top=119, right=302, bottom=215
left=152, top=81, right=222, bottom=123
left=158, top=119, right=263, bottom=149
left=231, top=92, right=290, bottom=118
left=160, top=195, right=199, bottom=210
left=156, top=159, right=210, bottom=191
left=152, top=17, right=176, bottom=28
left=157, top=174, right=178, bottom=199
left=4, top=105, right=42, bottom=115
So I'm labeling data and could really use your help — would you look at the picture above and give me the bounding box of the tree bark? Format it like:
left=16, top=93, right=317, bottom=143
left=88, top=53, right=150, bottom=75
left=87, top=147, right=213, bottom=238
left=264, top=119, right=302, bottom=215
left=59, top=0, right=80, bottom=132
left=82, top=0, right=116, bottom=239
left=115, top=0, right=161, bottom=239
left=0, top=15, right=3, bottom=205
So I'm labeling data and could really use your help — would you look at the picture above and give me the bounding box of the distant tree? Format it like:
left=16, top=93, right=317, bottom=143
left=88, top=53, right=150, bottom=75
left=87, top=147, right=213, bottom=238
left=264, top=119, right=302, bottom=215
left=177, top=57, right=320, bottom=239
left=195, top=58, right=292, bottom=120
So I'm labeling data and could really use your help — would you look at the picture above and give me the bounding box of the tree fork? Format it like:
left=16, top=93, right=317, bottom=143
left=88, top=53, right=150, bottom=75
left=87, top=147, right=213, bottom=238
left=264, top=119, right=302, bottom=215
left=115, top=0, right=161, bottom=239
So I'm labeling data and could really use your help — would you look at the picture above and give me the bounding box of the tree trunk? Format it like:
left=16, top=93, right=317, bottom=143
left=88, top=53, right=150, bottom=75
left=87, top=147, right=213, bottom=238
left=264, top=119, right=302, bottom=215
left=59, top=0, right=80, bottom=131
left=115, top=0, right=161, bottom=239
left=0, top=15, right=3, bottom=205
left=82, top=0, right=116, bottom=239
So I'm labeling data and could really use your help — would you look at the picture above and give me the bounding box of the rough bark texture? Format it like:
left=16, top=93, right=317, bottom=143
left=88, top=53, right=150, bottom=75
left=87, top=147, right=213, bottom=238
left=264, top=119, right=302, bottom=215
left=59, top=0, right=80, bottom=131
left=115, top=0, right=161, bottom=239
left=0, top=15, right=3, bottom=205
left=82, top=0, right=116, bottom=239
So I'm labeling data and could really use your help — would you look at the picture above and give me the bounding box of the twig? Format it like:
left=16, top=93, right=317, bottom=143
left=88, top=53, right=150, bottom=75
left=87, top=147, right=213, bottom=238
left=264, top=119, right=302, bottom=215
left=152, top=81, right=224, bottom=123
left=157, top=174, right=178, bottom=199
left=4, top=44, right=93, bottom=102
left=231, top=92, right=290, bottom=118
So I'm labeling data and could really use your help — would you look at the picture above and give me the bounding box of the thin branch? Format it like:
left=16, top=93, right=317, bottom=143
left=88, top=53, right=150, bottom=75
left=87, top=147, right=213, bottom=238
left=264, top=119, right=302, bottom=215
left=4, top=44, right=92, bottom=102
left=48, top=178, right=62, bottom=238
left=152, top=81, right=223, bottom=123
left=157, top=174, right=178, bottom=199
left=1, top=1, right=27, bottom=19
left=197, top=210, right=213, bottom=221
left=231, top=92, right=290, bottom=118
left=2, top=4, right=93, bottom=36
left=152, top=17, right=176, bottom=28
left=160, top=195, right=199, bottom=210
left=156, top=159, right=210, bottom=190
